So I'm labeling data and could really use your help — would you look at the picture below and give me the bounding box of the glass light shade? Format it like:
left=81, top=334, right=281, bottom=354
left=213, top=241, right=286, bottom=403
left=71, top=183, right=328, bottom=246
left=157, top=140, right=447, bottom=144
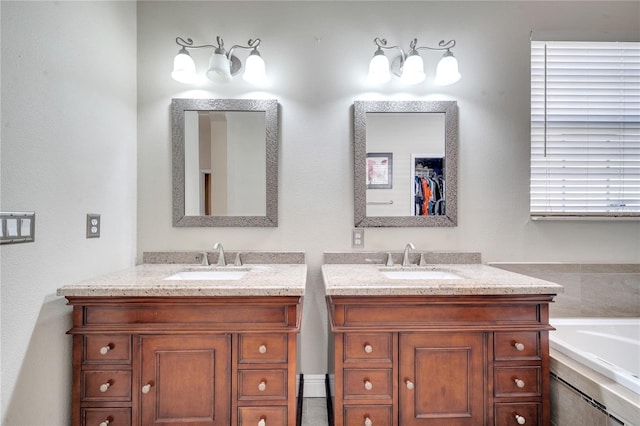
left=206, top=51, right=232, bottom=82
left=400, top=53, right=426, bottom=85
left=368, top=50, right=391, bottom=84
left=243, top=50, right=267, bottom=85
left=434, top=51, right=461, bottom=86
left=171, top=50, right=196, bottom=83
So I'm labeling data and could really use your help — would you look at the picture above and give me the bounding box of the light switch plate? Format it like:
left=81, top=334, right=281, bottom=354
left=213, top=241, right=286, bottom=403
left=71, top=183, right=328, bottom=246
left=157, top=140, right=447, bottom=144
left=86, top=214, right=100, bottom=238
left=0, top=212, right=35, bottom=244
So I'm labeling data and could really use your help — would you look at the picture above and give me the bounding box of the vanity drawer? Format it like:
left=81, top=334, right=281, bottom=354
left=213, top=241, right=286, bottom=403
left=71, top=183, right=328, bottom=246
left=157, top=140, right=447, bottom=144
left=83, top=335, right=131, bottom=364
left=344, top=333, right=392, bottom=363
left=238, top=406, right=287, bottom=426
left=494, top=366, right=541, bottom=397
left=344, top=405, right=392, bottom=426
left=238, top=334, right=288, bottom=364
left=81, top=370, right=131, bottom=402
left=343, top=369, right=392, bottom=400
left=81, top=408, right=130, bottom=426
left=494, top=402, right=541, bottom=426
left=494, top=332, right=540, bottom=360
left=237, top=369, right=287, bottom=400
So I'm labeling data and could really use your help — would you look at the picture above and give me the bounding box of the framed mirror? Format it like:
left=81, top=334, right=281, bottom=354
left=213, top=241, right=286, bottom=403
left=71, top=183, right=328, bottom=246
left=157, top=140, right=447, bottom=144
left=354, top=100, right=458, bottom=227
left=172, top=98, right=278, bottom=227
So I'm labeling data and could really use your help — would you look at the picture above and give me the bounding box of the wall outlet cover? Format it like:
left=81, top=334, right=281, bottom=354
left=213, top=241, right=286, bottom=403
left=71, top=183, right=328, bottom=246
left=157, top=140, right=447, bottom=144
left=86, top=214, right=100, bottom=238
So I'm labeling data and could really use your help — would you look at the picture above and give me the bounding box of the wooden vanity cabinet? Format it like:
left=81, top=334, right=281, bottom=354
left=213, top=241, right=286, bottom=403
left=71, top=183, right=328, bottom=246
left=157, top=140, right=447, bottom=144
left=66, top=296, right=302, bottom=426
left=327, top=294, right=554, bottom=426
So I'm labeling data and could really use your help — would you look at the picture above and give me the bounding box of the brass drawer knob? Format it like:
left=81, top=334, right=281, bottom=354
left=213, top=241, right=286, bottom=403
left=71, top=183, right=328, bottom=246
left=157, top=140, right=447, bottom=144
left=515, top=414, right=526, bottom=424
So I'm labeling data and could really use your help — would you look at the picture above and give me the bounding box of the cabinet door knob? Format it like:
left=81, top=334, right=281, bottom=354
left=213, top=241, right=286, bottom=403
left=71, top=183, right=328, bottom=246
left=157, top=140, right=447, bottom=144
left=514, top=342, right=525, bottom=351
left=405, top=379, right=414, bottom=390
left=141, top=383, right=152, bottom=394
left=364, top=380, right=373, bottom=391
left=99, top=381, right=111, bottom=393
left=258, top=345, right=267, bottom=354
left=258, top=418, right=266, bottom=426
left=99, top=344, right=112, bottom=355
left=99, top=417, right=112, bottom=426
left=514, top=378, right=525, bottom=388
left=258, top=381, right=267, bottom=392
left=364, top=416, right=373, bottom=426
left=515, top=414, right=526, bottom=424
left=364, top=344, right=373, bottom=354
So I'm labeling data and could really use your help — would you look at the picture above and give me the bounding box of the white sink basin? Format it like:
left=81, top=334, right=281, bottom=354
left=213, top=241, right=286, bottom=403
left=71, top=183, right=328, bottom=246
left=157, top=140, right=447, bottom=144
left=381, top=270, right=462, bottom=280
left=165, top=270, right=248, bottom=281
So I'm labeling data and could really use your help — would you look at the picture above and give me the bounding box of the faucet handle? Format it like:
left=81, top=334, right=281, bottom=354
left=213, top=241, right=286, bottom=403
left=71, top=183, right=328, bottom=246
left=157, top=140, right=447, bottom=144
left=386, top=253, right=394, bottom=266
left=234, top=252, right=242, bottom=266
left=200, top=252, right=209, bottom=266
left=419, top=253, right=427, bottom=266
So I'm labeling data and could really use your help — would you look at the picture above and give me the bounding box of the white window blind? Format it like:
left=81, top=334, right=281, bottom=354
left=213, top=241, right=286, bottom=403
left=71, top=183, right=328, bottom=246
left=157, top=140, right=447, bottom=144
left=530, top=40, right=640, bottom=218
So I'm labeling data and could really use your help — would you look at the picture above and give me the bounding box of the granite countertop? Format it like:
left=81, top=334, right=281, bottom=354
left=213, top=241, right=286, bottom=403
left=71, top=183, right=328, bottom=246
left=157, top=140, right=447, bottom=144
left=322, top=263, right=564, bottom=296
left=57, top=263, right=307, bottom=297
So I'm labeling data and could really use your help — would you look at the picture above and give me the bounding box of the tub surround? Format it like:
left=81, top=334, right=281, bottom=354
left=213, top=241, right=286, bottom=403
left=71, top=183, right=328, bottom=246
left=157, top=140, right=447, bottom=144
left=324, top=252, right=562, bottom=426
left=58, top=252, right=305, bottom=426
left=550, top=349, right=640, bottom=425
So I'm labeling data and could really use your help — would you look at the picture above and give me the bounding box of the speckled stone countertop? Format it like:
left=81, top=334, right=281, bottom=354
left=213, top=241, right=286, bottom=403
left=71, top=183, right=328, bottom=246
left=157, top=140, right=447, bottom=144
left=322, top=264, right=563, bottom=296
left=57, top=263, right=307, bottom=298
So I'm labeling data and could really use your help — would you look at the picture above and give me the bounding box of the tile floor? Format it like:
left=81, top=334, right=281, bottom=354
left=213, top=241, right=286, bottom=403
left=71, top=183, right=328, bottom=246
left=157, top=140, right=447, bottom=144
left=300, top=398, right=329, bottom=426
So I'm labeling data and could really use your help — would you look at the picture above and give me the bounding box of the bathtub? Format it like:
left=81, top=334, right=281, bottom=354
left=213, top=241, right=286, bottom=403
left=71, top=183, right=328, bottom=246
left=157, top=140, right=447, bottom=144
left=550, top=317, right=640, bottom=395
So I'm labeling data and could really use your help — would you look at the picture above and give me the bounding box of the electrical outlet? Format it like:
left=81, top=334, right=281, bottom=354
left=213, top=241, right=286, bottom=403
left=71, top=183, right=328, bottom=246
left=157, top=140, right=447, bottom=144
left=352, top=228, right=364, bottom=248
left=86, top=214, right=100, bottom=238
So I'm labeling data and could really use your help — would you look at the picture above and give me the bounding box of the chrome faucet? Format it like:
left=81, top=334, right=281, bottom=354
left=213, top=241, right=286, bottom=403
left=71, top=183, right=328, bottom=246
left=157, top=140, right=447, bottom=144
left=402, top=243, right=416, bottom=267
left=213, top=242, right=226, bottom=266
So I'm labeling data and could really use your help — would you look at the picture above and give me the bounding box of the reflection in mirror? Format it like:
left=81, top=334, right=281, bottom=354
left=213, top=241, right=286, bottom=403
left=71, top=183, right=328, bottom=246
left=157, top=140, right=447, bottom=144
left=354, top=100, right=457, bottom=227
left=172, top=98, right=278, bottom=227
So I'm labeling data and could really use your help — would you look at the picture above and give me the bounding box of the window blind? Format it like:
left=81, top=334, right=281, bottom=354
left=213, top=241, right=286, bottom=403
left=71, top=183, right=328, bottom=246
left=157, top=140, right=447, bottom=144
left=530, top=40, right=640, bottom=218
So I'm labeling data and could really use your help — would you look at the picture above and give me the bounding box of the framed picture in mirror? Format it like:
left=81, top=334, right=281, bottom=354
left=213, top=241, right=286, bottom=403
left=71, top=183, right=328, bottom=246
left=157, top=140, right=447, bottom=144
left=367, top=152, right=393, bottom=189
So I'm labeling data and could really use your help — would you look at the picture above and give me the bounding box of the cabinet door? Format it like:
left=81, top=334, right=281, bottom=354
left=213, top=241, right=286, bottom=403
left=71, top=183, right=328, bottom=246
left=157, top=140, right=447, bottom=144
left=140, top=335, right=231, bottom=425
left=399, top=333, right=485, bottom=426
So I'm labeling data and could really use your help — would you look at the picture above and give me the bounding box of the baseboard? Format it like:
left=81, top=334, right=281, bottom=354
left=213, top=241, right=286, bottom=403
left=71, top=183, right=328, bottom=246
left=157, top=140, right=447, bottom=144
left=296, top=374, right=328, bottom=398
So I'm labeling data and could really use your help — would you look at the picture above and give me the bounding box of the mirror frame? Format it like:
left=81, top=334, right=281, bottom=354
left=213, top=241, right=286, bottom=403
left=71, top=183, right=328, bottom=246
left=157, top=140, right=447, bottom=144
left=354, top=100, right=458, bottom=227
left=172, top=98, right=278, bottom=227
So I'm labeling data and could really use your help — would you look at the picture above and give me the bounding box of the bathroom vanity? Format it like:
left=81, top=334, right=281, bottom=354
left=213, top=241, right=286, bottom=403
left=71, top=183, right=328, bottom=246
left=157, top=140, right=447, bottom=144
left=323, top=260, right=562, bottom=426
left=57, top=258, right=305, bottom=426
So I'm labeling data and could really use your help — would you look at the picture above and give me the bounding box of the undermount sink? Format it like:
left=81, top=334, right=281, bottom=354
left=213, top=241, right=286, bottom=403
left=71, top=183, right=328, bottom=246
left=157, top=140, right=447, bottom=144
left=381, top=269, right=462, bottom=280
left=165, top=269, right=249, bottom=281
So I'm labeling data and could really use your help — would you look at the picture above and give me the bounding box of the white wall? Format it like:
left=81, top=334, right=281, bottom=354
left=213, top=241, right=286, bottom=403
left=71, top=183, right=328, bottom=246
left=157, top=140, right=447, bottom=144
left=1, top=1, right=637, bottom=424
left=0, top=2, right=137, bottom=424
left=137, top=0, right=640, bottom=380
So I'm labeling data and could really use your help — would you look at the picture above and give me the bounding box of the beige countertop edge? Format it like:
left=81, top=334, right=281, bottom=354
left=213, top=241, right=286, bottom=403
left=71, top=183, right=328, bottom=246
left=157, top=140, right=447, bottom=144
left=321, top=263, right=564, bottom=296
left=56, top=264, right=307, bottom=298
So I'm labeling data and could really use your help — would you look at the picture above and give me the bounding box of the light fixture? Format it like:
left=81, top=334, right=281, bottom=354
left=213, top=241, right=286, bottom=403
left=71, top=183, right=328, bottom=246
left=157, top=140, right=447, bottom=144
left=368, top=37, right=461, bottom=86
left=171, top=36, right=267, bottom=85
